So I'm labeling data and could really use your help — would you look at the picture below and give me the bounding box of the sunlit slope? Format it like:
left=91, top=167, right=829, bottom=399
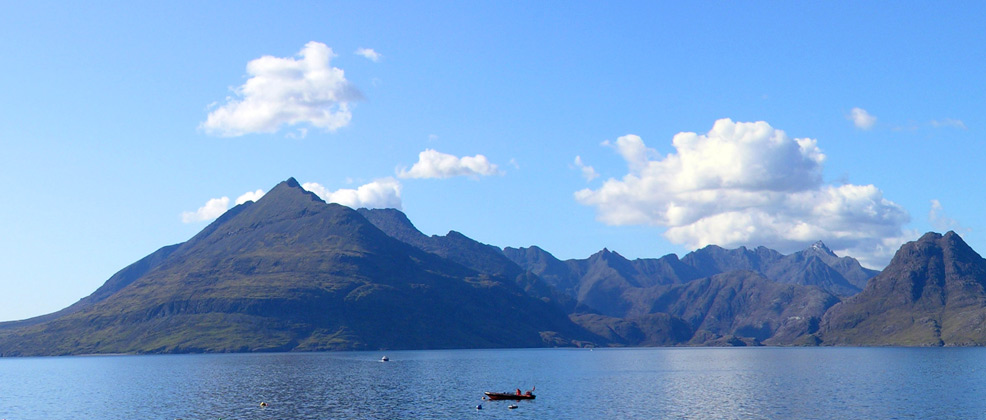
left=821, top=232, right=986, bottom=346
left=0, top=179, right=592, bottom=356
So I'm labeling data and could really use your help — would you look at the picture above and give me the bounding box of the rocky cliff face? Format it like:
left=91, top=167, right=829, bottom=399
left=505, top=240, right=874, bottom=319
left=820, top=232, right=986, bottom=346
left=651, top=271, right=839, bottom=345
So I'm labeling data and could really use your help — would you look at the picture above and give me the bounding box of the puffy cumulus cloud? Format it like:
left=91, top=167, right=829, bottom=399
left=397, top=149, right=502, bottom=179
left=181, top=197, right=230, bottom=223
left=603, top=135, right=654, bottom=173
left=201, top=41, right=362, bottom=137
left=849, top=107, right=877, bottom=130
left=235, top=189, right=265, bottom=205
left=355, top=47, right=382, bottom=62
left=575, top=118, right=911, bottom=268
left=573, top=156, right=599, bottom=181
left=181, top=189, right=265, bottom=223
left=302, top=178, right=402, bottom=210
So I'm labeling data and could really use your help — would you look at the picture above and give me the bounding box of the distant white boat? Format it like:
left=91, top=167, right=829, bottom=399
left=381, top=356, right=389, bottom=362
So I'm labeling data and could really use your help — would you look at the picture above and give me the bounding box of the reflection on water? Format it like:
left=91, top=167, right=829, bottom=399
left=2, top=347, right=986, bottom=419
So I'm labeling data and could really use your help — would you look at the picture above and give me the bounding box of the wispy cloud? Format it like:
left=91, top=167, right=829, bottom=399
left=200, top=41, right=361, bottom=137
left=573, top=156, right=599, bottom=181
left=397, top=149, right=502, bottom=179
left=355, top=47, right=382, bottom=62
left=848, top=107, right=876, bottom=130
left=302, top=178, right=402, bottom=210
left=931, top=118, right=967, bottom=129
left=929, top=199, right=969, bottom=234
left=575, top=118, right=911, bottom=268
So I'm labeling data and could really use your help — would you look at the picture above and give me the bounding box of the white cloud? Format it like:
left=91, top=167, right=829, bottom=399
left=575, top=118, right=911, bottom=268
left=302, top=178, right=402, bottom=210
left=849, top=107, right=877, bottom=130
left=182, top=189, right=266, bottom=223
left=181, top=197, right=230, bottom=223
left=200, top=41, right=361, bottom=137
left=355, top=47, right=382, bottom=62
left=929, top=199, right=968, bottom=233
left=931, top=118, right=967, bottom=129
left=573, top=156, right=599, bottom=181
left=284, top=128, right=309, bottom=139
left=603, top=135, right=654, bottom=173
left=235, top=189, right=265, bottom=205
left=397, top=149, right=502, bottom=179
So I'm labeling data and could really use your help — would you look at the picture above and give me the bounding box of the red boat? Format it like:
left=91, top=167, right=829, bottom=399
left=485, top=390, right=536, bottom=400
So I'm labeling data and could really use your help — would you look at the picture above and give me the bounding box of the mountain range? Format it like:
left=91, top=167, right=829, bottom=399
left=2, top=177, right=985, bottom=355
left=0, top=179, right=594, bottom=356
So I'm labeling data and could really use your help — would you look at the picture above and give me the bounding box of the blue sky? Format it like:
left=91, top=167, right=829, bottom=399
left=1, top=1, right=983, bottom=322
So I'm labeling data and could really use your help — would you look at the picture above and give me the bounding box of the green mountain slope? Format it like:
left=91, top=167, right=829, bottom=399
left=0, top=178, right=595, bottom=356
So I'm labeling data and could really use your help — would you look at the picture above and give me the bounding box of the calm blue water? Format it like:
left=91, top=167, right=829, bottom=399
left=1, top=347, right=985, bottom=419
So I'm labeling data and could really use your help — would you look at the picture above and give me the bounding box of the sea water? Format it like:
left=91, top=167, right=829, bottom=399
left=1, top=347, right=984, bottom=419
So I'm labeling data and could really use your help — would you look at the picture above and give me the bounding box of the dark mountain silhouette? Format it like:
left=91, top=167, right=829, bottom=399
left=681, top=245, right=784, bottom=278
left=0, top=178, right=596, bottom=356
left=9, top=175, right=981, bottom=352
left=800, top=241, right=879, bottom=289
left=504, top=241, right=875, bottom=318
left=502, top=247, right=701, bottom=317
left=820, top=231, right=986, bottom=346
left=570, top=313, right=694, bottom=346
left=357, top=208, right=576, bottom=311
left=501, top=246, right=582, bottom=298
left=651, top=271, right=839, bottom=345
left=685, top=242, right=874, bottom=296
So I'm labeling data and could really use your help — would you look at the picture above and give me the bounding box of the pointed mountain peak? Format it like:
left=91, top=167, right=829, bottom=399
left=263, top=177, right=325, bottom=205
left=807, top=240, right=836, bottom=256
left=698, top=244, right=726, bottom=252
left=942, top=230, right=965, bottom=244
left=589, top=248, right=628, bottom=263
left=592, top=248, right=613, bottom=257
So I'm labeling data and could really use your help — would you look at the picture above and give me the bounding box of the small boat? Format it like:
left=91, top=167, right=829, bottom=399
left=484, top=391, right=535, bottom=400
left=508, top=405, right=518, bottom=409
left=380, top=356, right=389, bottom=362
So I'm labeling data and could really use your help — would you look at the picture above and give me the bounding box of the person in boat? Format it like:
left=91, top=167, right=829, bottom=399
left=516, top=388, right=522, bottom=396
